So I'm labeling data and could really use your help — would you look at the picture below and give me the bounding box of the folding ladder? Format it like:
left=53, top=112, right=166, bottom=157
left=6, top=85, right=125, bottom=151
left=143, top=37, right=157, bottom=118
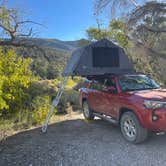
left=42, top=77, right=68, bottom=133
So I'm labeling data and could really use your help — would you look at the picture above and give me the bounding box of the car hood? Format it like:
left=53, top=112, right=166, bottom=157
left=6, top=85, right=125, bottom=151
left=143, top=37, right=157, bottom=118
left=130, top=89, right=166, bottom=101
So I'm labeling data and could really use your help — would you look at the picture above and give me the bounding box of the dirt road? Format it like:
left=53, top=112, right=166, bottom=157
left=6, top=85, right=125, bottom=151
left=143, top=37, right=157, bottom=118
left=0, top=113, right=166, bottom=166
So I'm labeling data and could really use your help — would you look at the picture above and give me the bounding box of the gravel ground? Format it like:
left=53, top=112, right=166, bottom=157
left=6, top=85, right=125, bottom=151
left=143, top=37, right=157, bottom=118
left=0, top=114, right=166, bottom=166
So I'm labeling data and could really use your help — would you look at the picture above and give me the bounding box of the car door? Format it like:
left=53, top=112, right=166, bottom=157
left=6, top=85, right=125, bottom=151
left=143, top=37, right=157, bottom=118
left=100, top=77, right=119, bottom=118
left=87, top=79, right=107, bottom=114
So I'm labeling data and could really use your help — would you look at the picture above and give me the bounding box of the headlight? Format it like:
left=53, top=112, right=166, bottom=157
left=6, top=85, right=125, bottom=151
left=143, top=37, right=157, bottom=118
left=144, top=100, right=166, bottom=109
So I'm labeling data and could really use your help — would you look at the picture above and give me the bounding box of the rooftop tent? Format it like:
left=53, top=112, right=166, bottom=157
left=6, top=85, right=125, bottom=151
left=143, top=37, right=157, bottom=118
left=63, top=39, right=135, bottom=77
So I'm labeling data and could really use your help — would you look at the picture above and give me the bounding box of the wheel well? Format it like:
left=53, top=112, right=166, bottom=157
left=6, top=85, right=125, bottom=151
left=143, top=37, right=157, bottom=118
left=118, top=108, right=135, bottom=123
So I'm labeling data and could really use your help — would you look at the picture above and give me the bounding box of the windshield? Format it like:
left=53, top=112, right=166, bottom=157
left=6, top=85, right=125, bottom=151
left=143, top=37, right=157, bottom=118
left=119, top=75, right=160, bottom=92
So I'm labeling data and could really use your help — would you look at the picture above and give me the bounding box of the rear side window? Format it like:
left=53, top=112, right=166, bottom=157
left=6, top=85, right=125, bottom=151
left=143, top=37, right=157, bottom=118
left=91, top=80, right=102, bottom=90
left=81, top=79, right=92, bottom=88
left=105, top=78, right=116, bottom=87
left=92, top=47, right=119, bottom=67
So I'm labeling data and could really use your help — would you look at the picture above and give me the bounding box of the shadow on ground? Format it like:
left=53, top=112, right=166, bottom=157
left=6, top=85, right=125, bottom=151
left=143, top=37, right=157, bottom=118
left=0, top=118, right=166, bottom=166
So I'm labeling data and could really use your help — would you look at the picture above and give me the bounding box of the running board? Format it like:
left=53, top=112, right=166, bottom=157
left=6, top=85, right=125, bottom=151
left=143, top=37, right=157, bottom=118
left=93, top=113, right=118, bottom=125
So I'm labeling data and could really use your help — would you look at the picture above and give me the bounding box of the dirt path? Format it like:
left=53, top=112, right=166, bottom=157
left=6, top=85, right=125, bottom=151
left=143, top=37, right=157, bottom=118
left=0, top=113, right=166, bottom=166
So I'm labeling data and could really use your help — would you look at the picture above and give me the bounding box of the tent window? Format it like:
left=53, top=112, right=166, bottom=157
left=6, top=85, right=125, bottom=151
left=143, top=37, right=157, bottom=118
left=92, top=47, right=119, bottom=67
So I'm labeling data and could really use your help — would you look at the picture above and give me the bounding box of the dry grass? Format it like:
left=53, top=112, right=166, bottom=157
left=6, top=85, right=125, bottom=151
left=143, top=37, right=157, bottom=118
left=0, top=111, right=83, bottom=141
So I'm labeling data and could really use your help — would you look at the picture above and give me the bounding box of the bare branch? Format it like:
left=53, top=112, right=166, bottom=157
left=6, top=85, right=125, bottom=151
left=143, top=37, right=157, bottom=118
left=16, top=20, right=45, bottom=27
left=0, top=1, right=51, bottom=65
left=128, top=2, right=166, bottom=26
left=0, top=5, right=45, bottom=41
left=16, top=28, right=33, bottom=37
left=141, top=25, right=166, bottom=33
left=94, top=0, right=139, bottom=16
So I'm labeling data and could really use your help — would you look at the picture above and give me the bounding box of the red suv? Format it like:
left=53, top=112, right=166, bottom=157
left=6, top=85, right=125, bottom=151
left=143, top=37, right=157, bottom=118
left=79, top=74, right=166, bottom=144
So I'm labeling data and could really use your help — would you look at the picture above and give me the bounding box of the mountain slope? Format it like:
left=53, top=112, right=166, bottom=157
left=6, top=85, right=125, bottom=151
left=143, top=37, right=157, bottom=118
left=15, top=38, right=87, bottom=79
left=19, top=38, right=81, bottom=52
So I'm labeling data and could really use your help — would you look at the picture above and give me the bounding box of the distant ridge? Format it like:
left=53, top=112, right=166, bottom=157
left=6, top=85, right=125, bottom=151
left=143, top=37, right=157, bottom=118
left=29, top=38, right=77, bottom=51
left=15, top=38, right=89, bottom=52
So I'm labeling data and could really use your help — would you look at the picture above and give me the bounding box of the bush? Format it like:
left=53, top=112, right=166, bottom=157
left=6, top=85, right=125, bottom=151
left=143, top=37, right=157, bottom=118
left=0, top=48, right=34, bottom=115
left=58, top=89, right=80, bottom=114
left=31, top=96, right=51, bottom=125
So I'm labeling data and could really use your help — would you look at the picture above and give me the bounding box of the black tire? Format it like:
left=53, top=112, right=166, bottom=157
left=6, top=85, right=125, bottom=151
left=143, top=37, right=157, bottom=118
left=120, top=112, right=148, bottom=144
left=82, top=101, right=94, bottom=120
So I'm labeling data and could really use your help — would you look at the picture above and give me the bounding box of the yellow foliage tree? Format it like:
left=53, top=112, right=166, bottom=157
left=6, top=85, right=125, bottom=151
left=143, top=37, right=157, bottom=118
left=0, top=48, right=33, bottom=112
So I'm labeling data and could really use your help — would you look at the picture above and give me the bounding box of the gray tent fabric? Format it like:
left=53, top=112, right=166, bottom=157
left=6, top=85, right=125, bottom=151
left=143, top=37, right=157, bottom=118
left=63, top=39, right=134, bottom=76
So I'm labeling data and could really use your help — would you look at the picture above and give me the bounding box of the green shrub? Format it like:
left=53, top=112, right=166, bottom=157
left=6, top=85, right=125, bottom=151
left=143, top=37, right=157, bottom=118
left=57, top=89, right=80, bottom=114
left=0, top=48, right=34, bottom=115
left=31, top=96, right=51, bottom=125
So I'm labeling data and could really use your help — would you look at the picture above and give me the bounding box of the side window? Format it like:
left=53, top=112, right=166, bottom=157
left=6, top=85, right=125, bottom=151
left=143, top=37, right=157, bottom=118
left=91, top=80, right=102, bottom=90
left=95, top=78, right=108, bottom=91
left=105, top=78, right=116, bottom=88
left=90, top=78, right=117, bottom=91
left=100, top=79, right=108, bottom=89
left=82, top=79, right=92, bottom=88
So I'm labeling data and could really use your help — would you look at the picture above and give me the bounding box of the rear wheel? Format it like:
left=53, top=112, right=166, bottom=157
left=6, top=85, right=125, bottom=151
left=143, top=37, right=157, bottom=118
left=82, top=101, right=94, bottom=120
left=120, top=112, right=148, bottom=144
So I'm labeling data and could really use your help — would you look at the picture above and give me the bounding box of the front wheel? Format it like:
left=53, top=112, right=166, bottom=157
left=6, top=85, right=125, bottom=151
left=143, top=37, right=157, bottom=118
left=82, top=101, right=94, bottom=120
left=120, top=112, right=148, bottom=144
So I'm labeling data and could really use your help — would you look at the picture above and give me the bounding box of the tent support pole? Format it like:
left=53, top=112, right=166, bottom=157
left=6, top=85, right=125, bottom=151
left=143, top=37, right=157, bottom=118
left=41, top=76, right=68, bottom=133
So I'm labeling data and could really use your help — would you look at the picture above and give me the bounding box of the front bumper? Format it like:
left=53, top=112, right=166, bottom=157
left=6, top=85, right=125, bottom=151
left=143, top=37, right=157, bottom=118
left=143, top=108, right=166, bottom=131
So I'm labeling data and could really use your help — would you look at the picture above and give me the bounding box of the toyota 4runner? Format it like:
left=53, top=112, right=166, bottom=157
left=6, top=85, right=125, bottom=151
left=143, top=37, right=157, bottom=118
left=79, top=74, right=166, bottom=144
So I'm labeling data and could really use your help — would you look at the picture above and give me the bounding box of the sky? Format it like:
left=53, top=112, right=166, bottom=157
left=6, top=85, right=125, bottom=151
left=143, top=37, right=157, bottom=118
left=6, top=0, right=150, bottom=41
left=7, top=0, right=104, bottom=41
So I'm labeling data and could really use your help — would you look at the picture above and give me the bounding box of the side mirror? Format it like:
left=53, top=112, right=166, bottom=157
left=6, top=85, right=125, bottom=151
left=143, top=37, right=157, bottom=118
left=107, top=86, right=117, bottom=94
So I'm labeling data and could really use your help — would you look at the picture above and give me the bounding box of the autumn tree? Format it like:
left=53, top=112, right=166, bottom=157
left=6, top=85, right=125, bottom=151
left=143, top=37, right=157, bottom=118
left=0, top=0, right=43, bottom=45
left=0, top=48, right=34, bottom=114
left=0, top=0, right=48, bottom=64
left=87, top=19, right=130, bottom=48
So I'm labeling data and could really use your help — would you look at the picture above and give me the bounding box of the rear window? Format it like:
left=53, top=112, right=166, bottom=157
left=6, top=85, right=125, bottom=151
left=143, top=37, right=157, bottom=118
left=92, top=47, right=119, bottom=67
